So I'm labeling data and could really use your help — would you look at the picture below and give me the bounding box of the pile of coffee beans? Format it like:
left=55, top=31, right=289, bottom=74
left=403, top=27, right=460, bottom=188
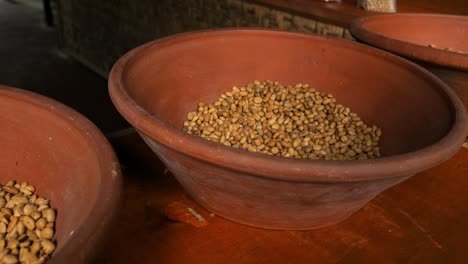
left=0, top=181, right=57, bottom=264
left=184, top=80, right=381, bottom=160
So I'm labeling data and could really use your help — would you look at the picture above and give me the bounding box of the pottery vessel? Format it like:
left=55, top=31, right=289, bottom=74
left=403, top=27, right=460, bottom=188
left=109, top=29, right=467, bottom=229
left=351, top=13, right=468, bottom=112
left=0, top=85, right=122, bottom=262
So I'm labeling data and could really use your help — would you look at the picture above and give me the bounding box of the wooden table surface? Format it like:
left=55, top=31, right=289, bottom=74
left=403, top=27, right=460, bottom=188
left=94, top=131, right=468, bottom=263
left=253, top=0, right=468, bottom=28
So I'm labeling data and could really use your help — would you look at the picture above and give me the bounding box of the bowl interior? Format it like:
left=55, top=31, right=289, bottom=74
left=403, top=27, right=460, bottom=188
left=122, top=31, right=454, bottom=157
left=0, top=89, right=107, bottom=255
left=357, top=14, right=468, bottom=54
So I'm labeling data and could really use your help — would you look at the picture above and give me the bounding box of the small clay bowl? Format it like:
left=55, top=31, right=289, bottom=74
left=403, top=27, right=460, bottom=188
left=0, top=85, right=121, bottom=263
left=109, top=29, right=467, bottom=230
left=350, top=13, right=468, bottom=111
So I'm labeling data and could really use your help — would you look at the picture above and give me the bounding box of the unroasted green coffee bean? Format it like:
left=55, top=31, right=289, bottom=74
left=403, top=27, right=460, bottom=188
left=2, top=254, right=18, bottom=264
left=35, top=219, right=46, bottom=230
left=42, top=209, right=56, bottom=223
left=41, top=240, right=55, bottom=254
left=40, top=228, right=54, bottom=240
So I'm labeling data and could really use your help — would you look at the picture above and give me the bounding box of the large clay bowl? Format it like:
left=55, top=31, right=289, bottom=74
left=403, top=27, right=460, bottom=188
left=0, top=85, right=121, bottom=263
left=350, top=13, right=468, bottom=111
left=108, top=29, right=467, bottom=230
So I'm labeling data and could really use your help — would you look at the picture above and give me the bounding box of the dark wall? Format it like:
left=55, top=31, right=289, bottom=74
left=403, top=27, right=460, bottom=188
left=56, top=0, right=352, bottom=76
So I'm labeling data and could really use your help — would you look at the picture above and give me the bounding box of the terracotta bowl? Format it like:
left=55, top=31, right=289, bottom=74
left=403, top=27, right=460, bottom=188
left=109, top=29, right=467, bottom=230
left=0, top=86, right=121, bottom=263
left=350, top=13, right=468, bottom=112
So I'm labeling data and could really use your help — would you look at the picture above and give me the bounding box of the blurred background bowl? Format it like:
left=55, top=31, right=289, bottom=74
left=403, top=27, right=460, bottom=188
left=0, top=85, right=121, bottom=263
left=350, top=13, right=468, bottom=112
left=109, top=29, right=467, bottom=230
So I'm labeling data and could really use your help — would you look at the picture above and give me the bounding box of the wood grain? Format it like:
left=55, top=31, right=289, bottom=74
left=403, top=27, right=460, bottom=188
left=94, top=132, right=468, bottom=263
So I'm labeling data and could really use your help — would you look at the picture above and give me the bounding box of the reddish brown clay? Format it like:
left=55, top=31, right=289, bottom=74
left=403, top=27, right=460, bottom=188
left=0, top=85, right=122, bottom=263
left=350, top=13, right=468, bottom=111
left=108, top=29, right=467, bottom=230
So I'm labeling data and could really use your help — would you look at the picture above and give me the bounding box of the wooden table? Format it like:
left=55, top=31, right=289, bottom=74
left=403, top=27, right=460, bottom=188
left=92, top=131, right=468, bottom=263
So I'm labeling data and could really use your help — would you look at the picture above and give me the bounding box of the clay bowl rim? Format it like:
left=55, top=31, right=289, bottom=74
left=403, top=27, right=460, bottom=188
left=0, top=85, right=122, bottom=260
left=108, top=28, right=467, bottom=183
left=350, top=13, right=468, bottom=71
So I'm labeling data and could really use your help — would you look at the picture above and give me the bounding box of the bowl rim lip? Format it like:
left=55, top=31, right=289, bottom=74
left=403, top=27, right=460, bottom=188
left=350, top=13, right=468, bottom=71
left=108, top=28, right=467, bottom=183
left=0, top=85, right=122, bottom=260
